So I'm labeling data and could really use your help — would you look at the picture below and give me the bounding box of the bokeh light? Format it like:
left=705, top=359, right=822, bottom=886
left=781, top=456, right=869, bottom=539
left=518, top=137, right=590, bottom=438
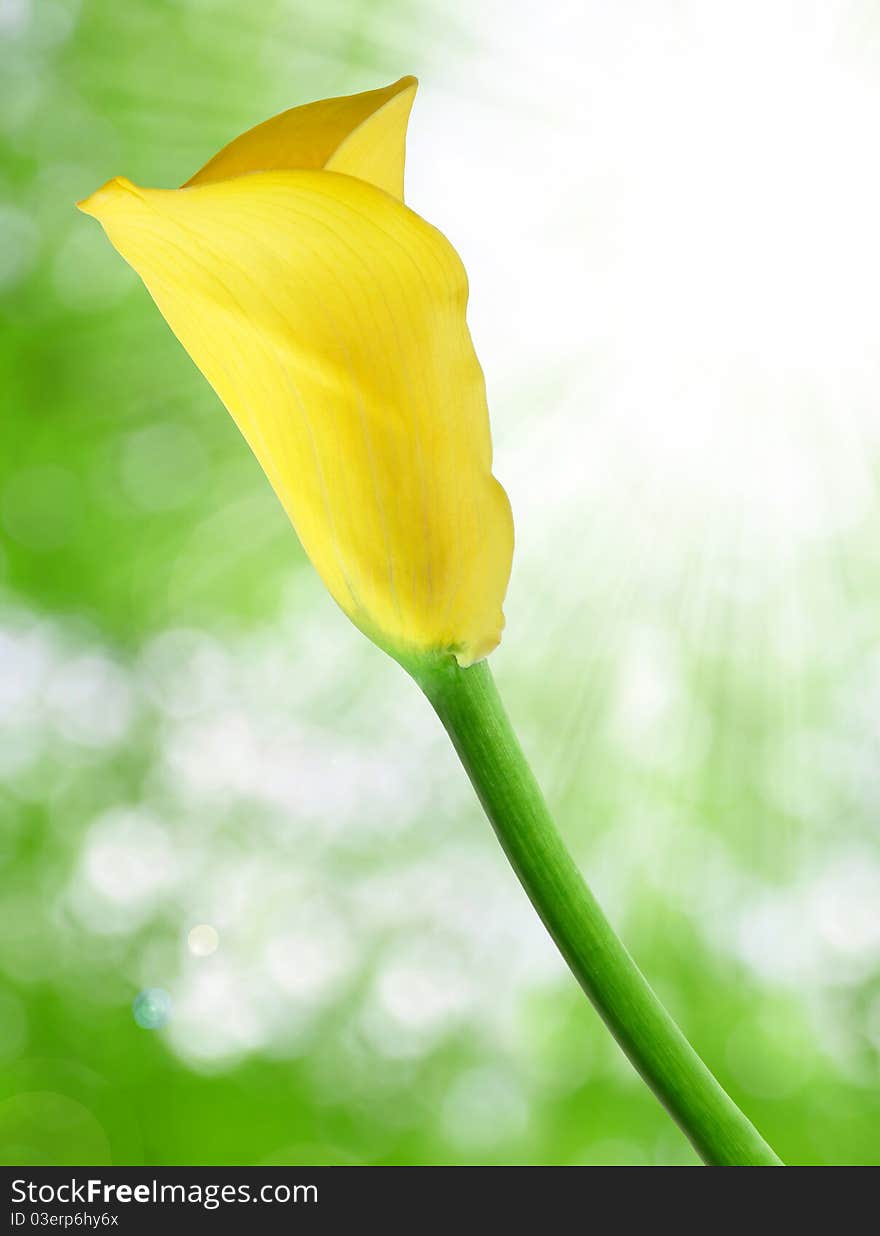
left=133, top=988, right=173, bottom=1031
left=188, top=925, right=219, bottom=957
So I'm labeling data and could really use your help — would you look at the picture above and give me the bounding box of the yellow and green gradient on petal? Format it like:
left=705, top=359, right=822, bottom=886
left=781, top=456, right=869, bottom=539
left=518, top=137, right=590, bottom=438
left=78, top=77, right=513, bottom=667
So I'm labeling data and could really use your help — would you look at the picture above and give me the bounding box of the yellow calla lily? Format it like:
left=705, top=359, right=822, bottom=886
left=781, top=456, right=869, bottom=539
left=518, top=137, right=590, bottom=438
left=77, top=77, right=513, bottom=667
left=74, top=80, right=788, bottom=1170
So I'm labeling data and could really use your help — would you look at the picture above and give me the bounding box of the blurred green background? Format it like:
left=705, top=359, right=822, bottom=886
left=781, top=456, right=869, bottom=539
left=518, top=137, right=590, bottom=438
left=3, top=0, right=880, bottom=1166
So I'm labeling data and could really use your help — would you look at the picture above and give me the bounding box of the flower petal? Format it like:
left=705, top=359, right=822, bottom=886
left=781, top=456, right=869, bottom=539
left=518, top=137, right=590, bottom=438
left=184, top=76, right=418, bottom=201
left=78, top=171, right=513, bottom=666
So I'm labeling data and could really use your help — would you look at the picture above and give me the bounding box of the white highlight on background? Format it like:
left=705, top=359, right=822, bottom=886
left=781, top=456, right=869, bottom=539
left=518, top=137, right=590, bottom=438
left=188, top=924, right=219, bottom=957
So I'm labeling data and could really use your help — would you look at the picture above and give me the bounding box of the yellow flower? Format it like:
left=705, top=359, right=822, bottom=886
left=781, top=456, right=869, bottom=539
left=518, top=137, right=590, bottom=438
left=78, top=76, right=513, bottom=668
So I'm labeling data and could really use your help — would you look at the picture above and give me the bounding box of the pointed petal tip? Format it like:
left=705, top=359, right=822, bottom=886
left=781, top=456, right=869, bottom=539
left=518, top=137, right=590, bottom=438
left=391, top=75, right=418, bottom=106
left=76, top=176, right=142, bottom=219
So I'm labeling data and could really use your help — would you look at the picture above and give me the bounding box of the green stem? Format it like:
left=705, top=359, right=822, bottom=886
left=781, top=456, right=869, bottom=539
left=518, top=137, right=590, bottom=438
left=411, top=655, right=782, bottom=1167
